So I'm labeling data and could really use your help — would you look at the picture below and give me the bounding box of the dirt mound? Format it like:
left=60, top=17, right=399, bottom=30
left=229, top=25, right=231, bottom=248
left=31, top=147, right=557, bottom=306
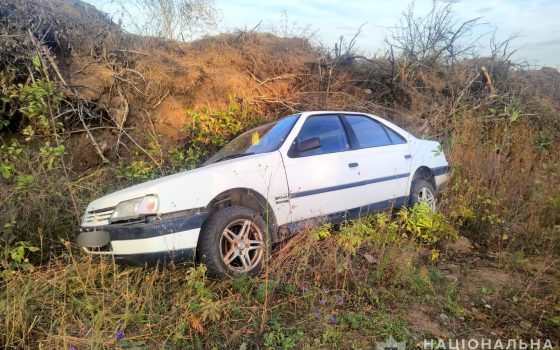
left=60, top=31, right=320, bottom=146
left=2, top=0, right=559, bottom=167
left=0, top=0, right=326, bottom=165
left=0, top=1, right=497, bottom=160
left=0, top=0, right=121, bottom=68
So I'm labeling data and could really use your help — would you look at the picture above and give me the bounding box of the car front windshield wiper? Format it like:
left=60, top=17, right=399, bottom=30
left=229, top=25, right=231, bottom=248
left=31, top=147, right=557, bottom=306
left=210, top=152, right=255, bottom=164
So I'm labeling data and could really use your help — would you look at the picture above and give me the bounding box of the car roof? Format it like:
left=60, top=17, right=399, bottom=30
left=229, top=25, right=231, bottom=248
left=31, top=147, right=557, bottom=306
left=302, top=111, right=374, bottom=115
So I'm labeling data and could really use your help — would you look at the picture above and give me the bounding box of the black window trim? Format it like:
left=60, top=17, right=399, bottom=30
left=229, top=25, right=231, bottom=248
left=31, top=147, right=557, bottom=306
left=287, top=113, right=351, bottom=158
left=341, top=113, right=408, bottom=150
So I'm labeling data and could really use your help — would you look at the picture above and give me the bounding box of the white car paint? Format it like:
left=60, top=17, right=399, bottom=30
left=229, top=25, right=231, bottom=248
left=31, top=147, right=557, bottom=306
left=79, top=111, right=449, bottom=259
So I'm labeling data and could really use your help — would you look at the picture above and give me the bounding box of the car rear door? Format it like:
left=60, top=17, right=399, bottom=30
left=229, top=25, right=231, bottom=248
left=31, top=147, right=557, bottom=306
left=281, top=114, right=364, bottom=223
left=340, top=114, right=412, bottom=212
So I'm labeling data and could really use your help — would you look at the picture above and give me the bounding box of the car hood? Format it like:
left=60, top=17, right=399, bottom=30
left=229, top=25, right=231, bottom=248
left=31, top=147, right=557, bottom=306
left=84, top=152, right=278, bottom=214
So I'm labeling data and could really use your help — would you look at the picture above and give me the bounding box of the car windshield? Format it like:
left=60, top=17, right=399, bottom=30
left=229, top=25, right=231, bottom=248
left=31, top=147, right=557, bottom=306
left=203, top=114, right=300, bottom=165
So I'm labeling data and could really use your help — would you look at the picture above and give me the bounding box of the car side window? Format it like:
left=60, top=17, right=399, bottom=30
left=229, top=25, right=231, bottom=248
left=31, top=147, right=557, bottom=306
left=345, top=115, right=393, bottom=148
left=293, top=115, right=349, bottom=157
left=383, top=125, right=407, bottom=144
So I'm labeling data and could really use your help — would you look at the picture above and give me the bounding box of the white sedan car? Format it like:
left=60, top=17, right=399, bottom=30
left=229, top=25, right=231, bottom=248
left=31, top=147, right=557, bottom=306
left=78, top=111, right=449, bottom=276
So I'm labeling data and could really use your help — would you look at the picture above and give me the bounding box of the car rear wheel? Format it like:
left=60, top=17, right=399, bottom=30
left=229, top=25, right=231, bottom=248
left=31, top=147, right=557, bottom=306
left=409, top=179, right=437, bottom=212
left=197, top=206, right=269, bottom=278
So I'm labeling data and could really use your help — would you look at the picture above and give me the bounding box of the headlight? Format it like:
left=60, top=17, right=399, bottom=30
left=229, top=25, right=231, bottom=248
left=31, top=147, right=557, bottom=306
left=110, top=195, right=159, bottom=222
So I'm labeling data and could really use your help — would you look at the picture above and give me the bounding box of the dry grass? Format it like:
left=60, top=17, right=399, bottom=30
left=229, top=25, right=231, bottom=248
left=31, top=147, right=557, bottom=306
left=1, top=217, right=557, bottom=349
left=442, top=114, right=560, bottom=252
left=1, top=219, right=420, bottom=348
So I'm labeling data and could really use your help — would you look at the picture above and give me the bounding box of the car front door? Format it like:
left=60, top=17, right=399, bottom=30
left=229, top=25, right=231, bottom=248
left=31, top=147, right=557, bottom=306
left=280, top=114, right=364, bottom=224
left=340, top=114, right=412, bottom=212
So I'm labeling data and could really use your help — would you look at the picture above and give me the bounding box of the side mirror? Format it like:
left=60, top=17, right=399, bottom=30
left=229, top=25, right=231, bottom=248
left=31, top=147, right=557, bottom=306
left=298, top=137, right=321, bottom=153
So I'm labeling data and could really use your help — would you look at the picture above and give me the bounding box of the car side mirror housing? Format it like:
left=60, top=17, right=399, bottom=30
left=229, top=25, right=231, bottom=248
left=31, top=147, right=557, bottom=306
left=298, top=137, right=321, bottom=154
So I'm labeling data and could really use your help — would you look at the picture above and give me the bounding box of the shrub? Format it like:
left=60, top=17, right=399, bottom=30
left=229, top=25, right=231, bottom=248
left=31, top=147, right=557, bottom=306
left=0, top=57, right=63, bottom=134
left=167, top=97, right=259, bottom=171
left=397, top=203, right=458, bottom=245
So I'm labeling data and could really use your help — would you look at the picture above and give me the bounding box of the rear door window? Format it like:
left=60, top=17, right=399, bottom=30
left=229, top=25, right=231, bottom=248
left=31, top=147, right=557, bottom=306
left=344, top=115, right=393, bottom=148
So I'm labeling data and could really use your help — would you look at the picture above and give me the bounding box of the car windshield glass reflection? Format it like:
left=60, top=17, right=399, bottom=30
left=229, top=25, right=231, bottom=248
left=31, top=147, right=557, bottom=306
left=203, top=114, right=299, bottom=165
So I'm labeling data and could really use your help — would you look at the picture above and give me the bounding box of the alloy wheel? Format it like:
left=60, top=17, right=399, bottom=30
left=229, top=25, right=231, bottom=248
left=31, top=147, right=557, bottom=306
left=219, top=219, right=265, bottom=272
left=417, top=186, right=436, bottom=211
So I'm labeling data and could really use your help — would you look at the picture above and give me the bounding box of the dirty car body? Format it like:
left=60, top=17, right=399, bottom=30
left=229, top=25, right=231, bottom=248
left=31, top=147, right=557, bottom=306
left=78, top=111, right=449, bottom=273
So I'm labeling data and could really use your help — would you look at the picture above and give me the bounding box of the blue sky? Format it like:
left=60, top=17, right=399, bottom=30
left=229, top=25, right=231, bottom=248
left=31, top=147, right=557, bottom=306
left=88, top=0, right=560, bottom=67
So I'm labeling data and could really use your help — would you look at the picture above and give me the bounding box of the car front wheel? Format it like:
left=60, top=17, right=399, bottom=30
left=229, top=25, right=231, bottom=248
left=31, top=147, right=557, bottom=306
left=409, top=179, right=437, bottom=212
left=197, top=206, right=269, bottom=278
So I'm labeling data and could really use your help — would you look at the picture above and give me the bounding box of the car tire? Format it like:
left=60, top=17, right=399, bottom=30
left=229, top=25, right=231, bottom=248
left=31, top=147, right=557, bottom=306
left=197, top=205, right=270, bottom=278
left=409, top=178, right=437, bottom=212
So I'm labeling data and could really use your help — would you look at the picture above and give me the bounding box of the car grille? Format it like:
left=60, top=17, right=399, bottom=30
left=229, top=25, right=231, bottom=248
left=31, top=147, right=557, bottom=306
left=83, top=207, right=114, bottom=226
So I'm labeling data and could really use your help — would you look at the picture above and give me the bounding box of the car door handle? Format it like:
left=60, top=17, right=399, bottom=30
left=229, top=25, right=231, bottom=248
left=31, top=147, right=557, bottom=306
left=348, top=162, right=359, bottom=168
left=404, top=154, right=412, bottom=159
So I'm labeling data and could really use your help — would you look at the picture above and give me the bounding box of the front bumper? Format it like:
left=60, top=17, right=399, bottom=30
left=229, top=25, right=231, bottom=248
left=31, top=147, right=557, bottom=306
left=77, top=210, right=208, bottom=265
